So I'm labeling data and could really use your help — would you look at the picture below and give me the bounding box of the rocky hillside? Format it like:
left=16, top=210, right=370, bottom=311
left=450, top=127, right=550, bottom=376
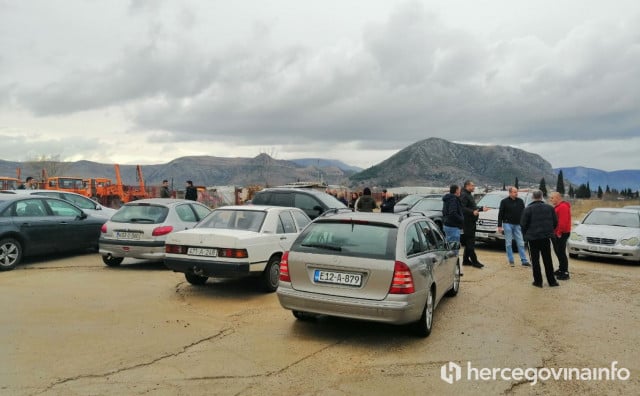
left=1, top=138, right=560, bottom=189
left=349, top=137, right=557, bottom=188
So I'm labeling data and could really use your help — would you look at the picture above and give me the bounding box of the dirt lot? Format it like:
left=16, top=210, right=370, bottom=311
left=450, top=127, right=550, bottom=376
left=1, top=244, right=638, bottom=396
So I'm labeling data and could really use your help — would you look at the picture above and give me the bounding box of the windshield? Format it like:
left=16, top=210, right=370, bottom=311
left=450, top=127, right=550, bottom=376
left=198, top=209, right=266, bottom=232
left=396, top=194, right=423, bottom=207
left=111, top=204, right=168, bottom=223
left=583, top=210, right=640, bottom=228
left=412, top=198, right=442, bottom=212
left=292, top=221, right=397, bottom=259
left=476, top=193, right=508, bottom=209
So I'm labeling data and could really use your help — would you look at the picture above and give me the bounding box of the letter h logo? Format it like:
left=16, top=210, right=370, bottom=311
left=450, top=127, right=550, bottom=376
left=441, top=361, right=462, bottom=384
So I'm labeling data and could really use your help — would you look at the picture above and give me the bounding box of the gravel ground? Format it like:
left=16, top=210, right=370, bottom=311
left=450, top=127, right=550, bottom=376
left=1, top=246, right=638, bottom=395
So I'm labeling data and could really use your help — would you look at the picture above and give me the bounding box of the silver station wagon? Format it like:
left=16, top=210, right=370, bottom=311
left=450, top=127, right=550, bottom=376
left=277, top=210, right=460, bottom=337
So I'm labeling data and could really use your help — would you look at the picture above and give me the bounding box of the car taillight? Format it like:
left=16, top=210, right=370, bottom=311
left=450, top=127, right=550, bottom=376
left=165, top=244, right=186, bottom=254
left=101, top=224, right=107, bottom=233
left=152, top=226, right=174, bottom=236
left=389, top=260, right=415, bottom=294
left=279, top=251, right=290, bottom=282
left=218, top=248, right=248, bottom=258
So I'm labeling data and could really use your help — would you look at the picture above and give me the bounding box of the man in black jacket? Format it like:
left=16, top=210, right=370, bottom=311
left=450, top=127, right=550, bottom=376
left=521, top=190, right=559, bottom=288
left=497, top=187, right=530, bottom=267
left=459, top=180, right=489, bottom=268
left=185, top=180, right=198, bottom=201
left=442, top=184, right=464, bottom=275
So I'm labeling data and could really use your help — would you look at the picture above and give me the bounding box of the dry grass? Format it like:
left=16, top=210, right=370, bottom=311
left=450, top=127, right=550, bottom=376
left=569, top=198, right=640, bottom=221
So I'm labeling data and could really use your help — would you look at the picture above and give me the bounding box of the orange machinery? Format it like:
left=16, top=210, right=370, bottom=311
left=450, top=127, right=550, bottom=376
left=85, top=164, right=149, bottom=207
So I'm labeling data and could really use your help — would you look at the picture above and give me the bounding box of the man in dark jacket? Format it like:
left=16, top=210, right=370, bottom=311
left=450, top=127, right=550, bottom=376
left=160, top=179, right=172, bottom=198
left=185, top=180, right=198, bottom=201
left=460, top=180, right=488, bottom=268
left=521, top=190, right=559, bottom=288
left=497, top=187, right=530, bottom=267
left=356, top=187, right=377, bottom=212
left=380, top=189, right=396, bottom=213
left=442, top=184, right=464, bottom=275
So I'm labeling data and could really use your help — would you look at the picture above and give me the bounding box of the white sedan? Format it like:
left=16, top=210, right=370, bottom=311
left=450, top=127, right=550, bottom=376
left=164, top=205, right=311, bottom=292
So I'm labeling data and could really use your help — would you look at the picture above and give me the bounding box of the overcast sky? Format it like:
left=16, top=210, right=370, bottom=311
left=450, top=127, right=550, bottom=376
left=1, top=0, right=639, bottom=172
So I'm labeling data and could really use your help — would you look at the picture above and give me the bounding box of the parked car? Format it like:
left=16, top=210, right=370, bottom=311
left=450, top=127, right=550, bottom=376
left=164, top=205, right=311, bottom=292
left=395, top=197, right=444, bottom=230
left=623, top=205, right=640, bottom=210
left=393, top=194, right=443, bottom=212
left=277, top=211, right=460, bottom=337
left=0, top=195, right=105, bottom=271
left=99, top=198, right=212, bottom=266
left=250, top=188, right=347, bottom=219
left=0, top=189, right=117, bottom=219
left=474, top=190, right=537, bottom=243
left=568, top=208, right=640, bottom=263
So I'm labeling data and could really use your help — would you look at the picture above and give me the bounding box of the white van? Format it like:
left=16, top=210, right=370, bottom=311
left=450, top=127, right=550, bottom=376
left=475, top=190, right=537, bottom=243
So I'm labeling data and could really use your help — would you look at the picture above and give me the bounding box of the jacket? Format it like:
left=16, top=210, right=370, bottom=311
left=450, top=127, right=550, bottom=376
left=356, top=195, right=377, bottom=212
left=442, top=193, right=464, bottom=228
left=554, top=200, right=572, bottom=236
left=498, top=196, right=525, bottom=226
left=185, top=186, right=198, bottom=201
left=380, top=197, right=396, bottom=213
left=521, top=201, right=558, bottom=241
left=460, top=188, right=481, bottom=230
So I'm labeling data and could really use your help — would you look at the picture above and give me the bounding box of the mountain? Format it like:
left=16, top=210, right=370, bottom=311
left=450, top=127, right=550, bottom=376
left=289, top=158, right=363, bottom=173
left=555, top=167, right=640, bottom=191
left=349, top=137, right=557, bottom=188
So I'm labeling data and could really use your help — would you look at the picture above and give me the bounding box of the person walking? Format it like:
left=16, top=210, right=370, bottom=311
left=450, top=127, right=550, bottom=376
left=160, top=180, right=172, bottom=198
left=549, top=192, right=572, bottom=280
left=442, top=184, right=464, bottom=275
left=497, top=187, right=530, bottom=267
left=185, top=180, right=198, bottom=201
left=460, top=180, right=489, bottom=268
left=355, top=187, right=377, bottom=212
left=521, top=190, right=559, bottom=288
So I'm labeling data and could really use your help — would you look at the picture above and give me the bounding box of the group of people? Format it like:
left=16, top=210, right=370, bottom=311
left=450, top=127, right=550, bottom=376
left=442, top=180, right=571, bottom=287
left=159, top=180, right=197, bottom=201
left=344, top=187, right=396, bottom=213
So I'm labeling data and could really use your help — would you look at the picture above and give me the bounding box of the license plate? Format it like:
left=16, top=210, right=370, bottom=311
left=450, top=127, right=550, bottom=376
left=187, top=247, right=218, bottom=257
left=314, top=270, right=362, bottom=286
left=588, top=245, right=612, bottom=253
left=115, top=231, right=142, bottom=240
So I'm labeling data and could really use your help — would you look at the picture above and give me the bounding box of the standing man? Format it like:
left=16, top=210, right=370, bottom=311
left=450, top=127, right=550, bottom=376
left=185, top=180, right=198, bottom=201
left=549, top=192, right=571, bottom=280
left=521, top=190, right=559, bottom=288
left=380, top=189, right=396, bottom=213
left=459, top=180, right=489, bottom=268
left=442, top=184, right=464, bottom=275
left=160, top=180, right=172, bottom=198
left=497, top=187, right=530, bottom=267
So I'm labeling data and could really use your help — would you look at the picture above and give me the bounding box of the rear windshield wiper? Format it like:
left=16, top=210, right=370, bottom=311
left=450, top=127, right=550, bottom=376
left=301, top=243, right=342, bottom=251
left=128, top=218, right=155, bottom=223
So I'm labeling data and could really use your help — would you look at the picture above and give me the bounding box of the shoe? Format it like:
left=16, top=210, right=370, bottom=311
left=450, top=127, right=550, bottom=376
left=471, top=262, right=484, bottom=268
left=532, top=282, right=543, bottom=288
left=556, top=272, right=570, bottom=280
left=554, top=269, right=562, bottom=276
left=549, top=282, right=560, bottom=287
left=462, top=261, right=473, bottom=266
left=509, top=261, right=515, bottom=267
left=521, top=262, right=531, bottom=267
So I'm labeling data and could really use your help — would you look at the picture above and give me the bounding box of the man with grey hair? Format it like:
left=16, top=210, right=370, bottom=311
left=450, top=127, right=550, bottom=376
left=521, top=190, right=559, bottom=288
left=497, top=187, right=530, bottom=267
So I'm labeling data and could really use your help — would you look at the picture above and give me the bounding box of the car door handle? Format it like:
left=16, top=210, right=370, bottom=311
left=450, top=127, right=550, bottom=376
left=59, top=222, right=69, bottom=225
left=280, top=237, right=288, bottom=240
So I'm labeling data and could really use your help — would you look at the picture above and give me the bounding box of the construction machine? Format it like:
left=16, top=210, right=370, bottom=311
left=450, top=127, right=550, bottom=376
left=40, top=169, right=86, bottom=194
left=87, top=165, right=149, bottom=208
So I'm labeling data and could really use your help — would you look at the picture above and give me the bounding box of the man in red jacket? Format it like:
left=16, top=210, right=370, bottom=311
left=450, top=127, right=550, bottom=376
left=549, top=192, right=572, bottom=280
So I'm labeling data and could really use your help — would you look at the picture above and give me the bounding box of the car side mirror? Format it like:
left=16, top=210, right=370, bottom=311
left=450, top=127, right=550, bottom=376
left=78, top=211, right=88, bottom=220
left=313, top=205, right=324, bottom=214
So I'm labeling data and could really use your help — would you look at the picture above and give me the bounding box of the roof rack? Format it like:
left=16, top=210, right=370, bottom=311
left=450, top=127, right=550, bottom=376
left=398, top=211, right=427, bottom=223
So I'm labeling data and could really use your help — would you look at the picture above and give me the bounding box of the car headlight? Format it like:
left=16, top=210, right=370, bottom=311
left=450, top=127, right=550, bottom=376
left=569, top=232, right=584, bottom=242
left=620, top=237, right=640, bottom=247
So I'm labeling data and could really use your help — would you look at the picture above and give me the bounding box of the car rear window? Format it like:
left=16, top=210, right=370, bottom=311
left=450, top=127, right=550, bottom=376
left=110, top=204, right=168, bottom=223
left=198, top=209, right=266, bottom=232
left=291, top=221, right=397, bottom=260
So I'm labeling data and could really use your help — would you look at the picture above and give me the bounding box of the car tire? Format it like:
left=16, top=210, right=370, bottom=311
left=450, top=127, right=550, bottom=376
left=102, top=255, right=124, bottom=267
left=292, top=310, right=315, bottom=321
left=261, top=255, right=281, bottom=293
left=413, top=287, right=434, bottom=337
left=0, top=238, right=22, bottom=271
left=185, top=272, right=208, bottom=285
left=446, top=260, right=460, bottom=297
